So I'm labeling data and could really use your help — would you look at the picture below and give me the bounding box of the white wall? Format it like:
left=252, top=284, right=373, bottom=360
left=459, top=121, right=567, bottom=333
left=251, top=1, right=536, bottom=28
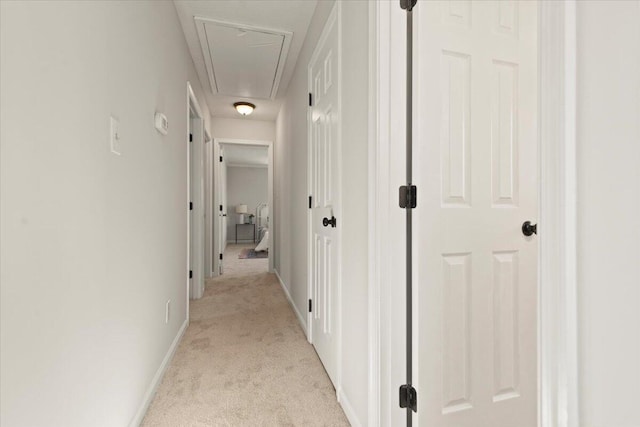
left=0, top=2, right=211, bottom=426
left=211, top=117, right=275, bottom=142
left=576, top=2, right=640, bottom=426
left=226, top=166, right=268, bottom=242
left=275, top=1, right=370, bottom=424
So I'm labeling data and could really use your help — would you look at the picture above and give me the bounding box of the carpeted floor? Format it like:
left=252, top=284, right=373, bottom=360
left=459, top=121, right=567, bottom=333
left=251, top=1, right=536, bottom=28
left=238, top=248, right=269, bottom=259
left=141, top=251, right=349, bottom=426
left=222, top=243, right=269, bottom=276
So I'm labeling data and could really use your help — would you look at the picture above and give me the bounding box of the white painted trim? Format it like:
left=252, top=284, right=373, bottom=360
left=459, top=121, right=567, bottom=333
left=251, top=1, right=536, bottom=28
left=367, top=1, right=385, bottom=425
left=213, top=138, right=275, bottom=275
left=306, top=0, right=342, bottom=390
left=186, top=85, right=192, bottom=321
left=337, top=387, right=363, bottom=427
left=188, top=83, right=205, bottom=300
left=187, top=82, right=204, bottom=120
left=205, top=126, right=213, bottom=277
left=128, top=318, right=188, bottom=427
left=369, top=1, right=397, bottom=424
left=226, top=163, right=268, bottom=169
left=335, top=0, right=343, bottom=404
left=538, top=2, right=579, bottom=426
left=371, top=2, right=579, bottom=426
left=274, top=269, right=307, bottom=335
left=205, top=137, right=214, bottom=279
left=215, top=138, right=272, bottom=147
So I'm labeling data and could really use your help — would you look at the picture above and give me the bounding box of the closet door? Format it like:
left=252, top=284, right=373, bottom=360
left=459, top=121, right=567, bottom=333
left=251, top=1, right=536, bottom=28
left=413, top=1, right=539, bottom=425
left=308, top=4, right=340, bottom=387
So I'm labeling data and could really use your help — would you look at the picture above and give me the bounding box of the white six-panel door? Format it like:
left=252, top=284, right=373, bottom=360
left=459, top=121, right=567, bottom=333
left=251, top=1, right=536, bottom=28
left=309, top=4, right=340, bottom=388
left=414, top=1, right=538, bottom=425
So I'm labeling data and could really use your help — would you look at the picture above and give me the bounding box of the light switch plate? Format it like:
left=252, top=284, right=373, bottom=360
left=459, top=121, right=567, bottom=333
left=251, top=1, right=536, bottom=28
left=110, top=116, right=121, bottom=155
left=154, top=112, right=169, bottom=135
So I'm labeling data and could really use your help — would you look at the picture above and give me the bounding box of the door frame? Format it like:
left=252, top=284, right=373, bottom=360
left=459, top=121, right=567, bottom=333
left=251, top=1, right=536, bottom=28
left=368, top=2, right=579, bottom=426
left=187, top=82, right=206, bottom=301
left=213, top=138, right=275, bottom=275
left=306, top=0, right=343, bottom=388
left=204, top=129, right=213, bottom=278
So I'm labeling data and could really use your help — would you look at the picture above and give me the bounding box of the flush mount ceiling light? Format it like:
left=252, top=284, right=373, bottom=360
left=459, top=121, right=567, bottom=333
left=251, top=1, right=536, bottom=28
left=234, top=102, right=255, bottom=116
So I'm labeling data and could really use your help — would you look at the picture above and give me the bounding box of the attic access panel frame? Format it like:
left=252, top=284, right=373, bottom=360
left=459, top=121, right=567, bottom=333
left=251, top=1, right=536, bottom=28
left=194, top=17, right=293, bottom=100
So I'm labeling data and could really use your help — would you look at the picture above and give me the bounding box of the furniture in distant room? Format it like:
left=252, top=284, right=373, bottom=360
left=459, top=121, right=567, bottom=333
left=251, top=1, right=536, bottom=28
left=235, top=204, right=248, bottom=224
left=256, top=202, right=269, bottom=240
left=235, top=223, right=256, bottom=244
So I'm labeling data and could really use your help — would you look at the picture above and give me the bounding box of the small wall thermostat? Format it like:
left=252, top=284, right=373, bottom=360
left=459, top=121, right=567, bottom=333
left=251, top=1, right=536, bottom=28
left=154, top=112, right=169, bottom=135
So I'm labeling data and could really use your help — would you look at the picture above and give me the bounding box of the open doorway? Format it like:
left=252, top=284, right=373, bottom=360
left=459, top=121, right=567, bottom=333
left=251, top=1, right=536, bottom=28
left=213, top=138, right=274, bottom=277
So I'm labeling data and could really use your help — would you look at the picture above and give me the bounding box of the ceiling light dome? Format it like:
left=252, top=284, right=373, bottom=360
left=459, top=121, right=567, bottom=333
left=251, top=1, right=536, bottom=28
left=234, top=102, right=255, bottom=116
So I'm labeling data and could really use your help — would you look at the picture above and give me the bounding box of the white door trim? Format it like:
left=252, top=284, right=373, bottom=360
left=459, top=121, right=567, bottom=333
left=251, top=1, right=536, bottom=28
left=187, top=82, right=205, bottom=301
left=367, top=1, right=386, bottom=425
left=368, top=2, right=579, bottom=426
left=538, top=2, right=579, bottom=426
left=213, top=138, right=275, bottom=275
left=204, top=129, right=213, bottom=279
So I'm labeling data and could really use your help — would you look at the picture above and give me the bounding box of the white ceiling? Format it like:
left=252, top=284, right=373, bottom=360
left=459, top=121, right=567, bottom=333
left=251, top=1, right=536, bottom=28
left=174, top=0, right=318, bottom=121
left=222, top=144, right=268, bottom=167
left=195, top=17, right=292, bottom=99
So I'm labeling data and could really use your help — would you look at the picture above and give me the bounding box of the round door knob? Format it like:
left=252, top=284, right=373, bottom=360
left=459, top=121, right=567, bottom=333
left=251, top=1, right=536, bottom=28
left=322, top=216, right=337, bottom=228
left=522, top=221, right=537, bottom=236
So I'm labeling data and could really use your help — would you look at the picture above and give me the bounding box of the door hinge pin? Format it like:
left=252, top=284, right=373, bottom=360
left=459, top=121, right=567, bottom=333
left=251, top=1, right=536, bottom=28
left=399, top=185, right=417, bottom=209
left=399, top=384, right=417, bottom=412
left=399, top=0, right=417, bottom=11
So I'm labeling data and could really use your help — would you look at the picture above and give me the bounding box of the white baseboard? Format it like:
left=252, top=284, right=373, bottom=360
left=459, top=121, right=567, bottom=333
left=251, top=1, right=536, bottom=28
left=337, top=387, right=362, bottom=427
left=128, top=318, right=189, bottom=427
left=273, top=269, right=307, bottom=335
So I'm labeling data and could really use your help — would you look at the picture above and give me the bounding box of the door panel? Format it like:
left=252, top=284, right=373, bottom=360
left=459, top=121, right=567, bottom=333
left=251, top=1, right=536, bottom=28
left=309, top=6, right=339, bottom=387
left=414, top=1, right=538, bottom=425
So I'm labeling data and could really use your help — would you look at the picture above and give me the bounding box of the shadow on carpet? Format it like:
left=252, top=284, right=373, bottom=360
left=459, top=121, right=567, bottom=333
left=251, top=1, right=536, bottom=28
left=238, top=248, right=268, bottom=259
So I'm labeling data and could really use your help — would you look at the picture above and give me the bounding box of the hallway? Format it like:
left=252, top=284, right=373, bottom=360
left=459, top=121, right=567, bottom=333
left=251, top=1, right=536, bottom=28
left=141, top=270, right=348, bottom=426
left=3, top=2, right=639, bottom=427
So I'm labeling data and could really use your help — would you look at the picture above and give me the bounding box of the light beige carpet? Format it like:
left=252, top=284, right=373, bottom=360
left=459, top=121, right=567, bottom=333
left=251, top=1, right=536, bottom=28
left=141, top=262, right=349, bottom=426
left=222, top=243, right=269, bottom=277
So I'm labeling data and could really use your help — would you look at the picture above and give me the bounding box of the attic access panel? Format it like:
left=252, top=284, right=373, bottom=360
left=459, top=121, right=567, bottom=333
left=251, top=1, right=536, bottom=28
left=195, top=17, right=292, bottom=100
